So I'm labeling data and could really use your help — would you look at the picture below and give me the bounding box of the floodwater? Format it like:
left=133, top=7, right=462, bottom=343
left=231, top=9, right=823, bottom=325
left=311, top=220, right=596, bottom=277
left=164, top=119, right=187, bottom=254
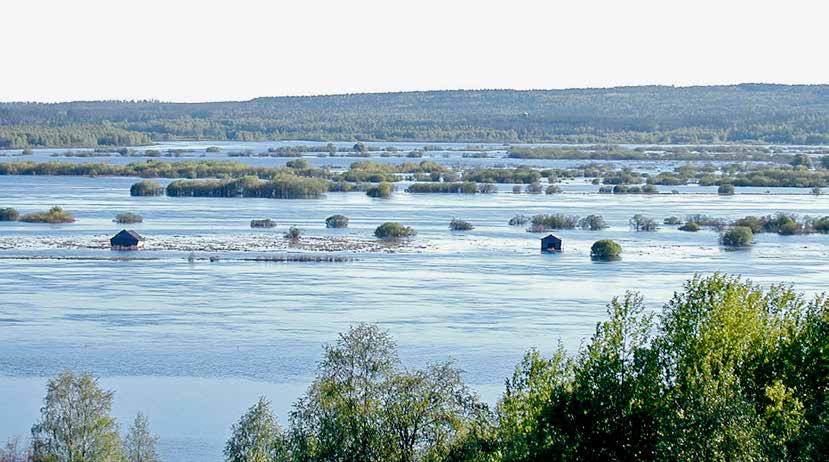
left=1, top=141, right=828, bottom=461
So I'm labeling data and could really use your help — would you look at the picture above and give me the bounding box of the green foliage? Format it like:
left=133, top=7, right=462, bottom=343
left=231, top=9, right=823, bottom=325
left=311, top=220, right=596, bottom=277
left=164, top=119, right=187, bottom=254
left=663, top=216, right=681, bottom=225
left=366, top=182, right=394, bottom=198
left=124, top=413, right=159, bottom=462
left=450, top=218, right=475, bottom=231
left=225, top=397, right=288, bottom=462
left=325, top=215, right=349, bottom=228
left=524, top=182, right=543, bottom=194
left=31, top=371, right=123, bottom=462
left=166, top=175, right=327, bottom=199
left=718, top=183, right=736, bottom=195
left=508, top=215, right=530, bottom=226
left=250, top=219, right=277, bottom=228
left=374, top=222, right=416, bottom=239
left=678, top=222, right=701, bottom=232
left=578, top=214, right=608, bottom=231
left=590, top=239, right=622, bottom=259
left=0, top=207, right=19, bottom=221
left=629, top=214, right=658, bottom=232
left=721, top=226, right=754, bottom=247
left=406, top=182, right=478, bottom=194
left=6, top=86, right=829, bottom=147
left=114, top=213, right=143, bottom=224
left=527, top=214, right=578, bottom=232
left=206, top=146, right=222, bottom=153
left=287, top=324, right=484, bottom=462
left=284, top=226, right=302, bottom=240
left=20, top=206, right=75, bottom=223
left=545, top=185, right=562, bottom=194
left=130, top=180, right=165, bottom=197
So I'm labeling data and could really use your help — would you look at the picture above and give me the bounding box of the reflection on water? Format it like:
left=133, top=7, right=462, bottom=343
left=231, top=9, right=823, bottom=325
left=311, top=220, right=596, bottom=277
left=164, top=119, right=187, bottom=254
left=1, top=143, right=828, bottom=462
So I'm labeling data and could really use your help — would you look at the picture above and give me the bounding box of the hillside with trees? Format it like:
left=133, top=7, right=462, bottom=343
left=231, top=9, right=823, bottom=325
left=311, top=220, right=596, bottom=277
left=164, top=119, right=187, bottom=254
left=2, top=84, right=829, bottom=148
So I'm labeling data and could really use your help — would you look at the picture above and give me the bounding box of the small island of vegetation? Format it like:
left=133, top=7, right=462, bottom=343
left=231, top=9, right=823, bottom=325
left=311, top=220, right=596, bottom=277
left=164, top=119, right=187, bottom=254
left=113, top=212, right=143, bottom=224
left=590, top=239, right=622, bottom=259
left=19, top=206, right=76, bottom=224
left=374, top=222, right=416, bottom=239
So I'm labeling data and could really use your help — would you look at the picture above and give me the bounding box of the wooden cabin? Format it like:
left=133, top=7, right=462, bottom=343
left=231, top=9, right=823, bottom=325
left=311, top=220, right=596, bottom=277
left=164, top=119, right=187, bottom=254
left=110, top=229, right=145, bottom=250
left=541, top=234, right=562, bottom=252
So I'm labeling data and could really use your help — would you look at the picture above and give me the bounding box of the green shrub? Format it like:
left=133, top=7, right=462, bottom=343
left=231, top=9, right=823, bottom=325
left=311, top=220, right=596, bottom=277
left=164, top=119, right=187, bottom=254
left=366, top=182, right=394, bottom=198
left=678, top=222, right=700, bottom=232
left=284, top=226, right=302, bottom=239
left=325, top=215, right=349, bottom=228
left=812, top=216, right=829, bottom=233
left=525, top=182, right=543, bottom=194
left=0, top=207, right=19, bottom=221
left=509, top=215, right=530, bottom=226
left=546, top=184, right=562, bottom=194
left=166, top=175, right=327, bottom=199
left=629, top=214, right=659, bottom=231
left=113, top=212, right=143, bottom=224
left=478, top=183, right=498, bottom=193
left=578, top=214, right=608, bottom=231
left=20, top=206, right=75, bottom=223
left=718, top=183, right=736, bottom=195
left=664, top=216, right=681, bottom=225
left=205, top=146, right=222, bottom=153
left=590, top=239, right=622, bottom=259
left=130, top=180, right=165, bottom=196
left=449, top=218, right=474, bottom=231
left=250, top=219, right=277, bottom=228
left=528, top=214, right=578, bottom=232
left=405, top=182, right=477, bottom=194
left=720, top=226, right=753, bottom=247
left=374, top=222, right=416, bottom=239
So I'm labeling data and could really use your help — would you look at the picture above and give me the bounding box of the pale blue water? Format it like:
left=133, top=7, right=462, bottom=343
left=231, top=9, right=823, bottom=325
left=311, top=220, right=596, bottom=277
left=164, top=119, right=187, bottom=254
left=1, top=142, right=828, bottom=461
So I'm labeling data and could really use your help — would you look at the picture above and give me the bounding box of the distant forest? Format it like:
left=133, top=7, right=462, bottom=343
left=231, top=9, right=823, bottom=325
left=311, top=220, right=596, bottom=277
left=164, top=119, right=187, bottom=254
left=2, top=84, right=829, bottom=148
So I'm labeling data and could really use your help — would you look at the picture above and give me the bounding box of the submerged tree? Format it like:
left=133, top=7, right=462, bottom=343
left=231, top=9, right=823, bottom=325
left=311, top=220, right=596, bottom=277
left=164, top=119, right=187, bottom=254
left=31, top=371, right=123, bottom=462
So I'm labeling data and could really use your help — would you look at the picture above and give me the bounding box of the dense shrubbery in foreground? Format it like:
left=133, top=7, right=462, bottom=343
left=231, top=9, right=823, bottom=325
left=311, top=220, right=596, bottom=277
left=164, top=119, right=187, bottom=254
left=14, top=274, right=827, bottom=462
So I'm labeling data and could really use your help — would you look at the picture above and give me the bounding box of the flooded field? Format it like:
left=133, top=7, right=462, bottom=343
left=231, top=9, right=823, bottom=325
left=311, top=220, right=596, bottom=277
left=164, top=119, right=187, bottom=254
left=1, top=142, right=828, bottom=461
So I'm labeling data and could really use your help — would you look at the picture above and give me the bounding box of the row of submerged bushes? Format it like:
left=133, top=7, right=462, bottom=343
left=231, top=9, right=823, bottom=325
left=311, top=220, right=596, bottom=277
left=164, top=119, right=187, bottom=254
left=0, top=206, right=75, bottom=223
left=165, top=175, right=328, bottom=199
left=17, top=274, right=828, bottom=462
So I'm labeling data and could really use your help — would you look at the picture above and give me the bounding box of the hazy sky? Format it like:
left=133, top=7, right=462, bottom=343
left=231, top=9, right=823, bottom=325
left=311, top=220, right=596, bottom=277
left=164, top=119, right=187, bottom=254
left=2, top=0, right=827, bottom=102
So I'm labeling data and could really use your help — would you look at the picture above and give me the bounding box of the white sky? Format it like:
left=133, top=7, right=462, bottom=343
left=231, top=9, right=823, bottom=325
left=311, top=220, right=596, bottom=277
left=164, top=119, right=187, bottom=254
left=2, top=0, right=827, bottom=102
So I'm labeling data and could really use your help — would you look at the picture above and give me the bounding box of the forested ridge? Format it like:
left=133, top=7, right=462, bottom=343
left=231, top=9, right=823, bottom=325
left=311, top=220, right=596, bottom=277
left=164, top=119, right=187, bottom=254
left=2, top=84, right=829, bottom=148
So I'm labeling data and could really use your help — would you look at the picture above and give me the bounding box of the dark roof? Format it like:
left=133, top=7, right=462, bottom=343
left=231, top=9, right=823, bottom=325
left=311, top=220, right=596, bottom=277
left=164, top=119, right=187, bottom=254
left=541, top=234, right=562, bottom=242
left=110, top=229, right=144, bottom=245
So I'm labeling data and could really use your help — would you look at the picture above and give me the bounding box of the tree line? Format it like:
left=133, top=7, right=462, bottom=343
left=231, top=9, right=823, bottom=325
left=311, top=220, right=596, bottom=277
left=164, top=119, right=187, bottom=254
left=3, top=85, right=829, bottom=148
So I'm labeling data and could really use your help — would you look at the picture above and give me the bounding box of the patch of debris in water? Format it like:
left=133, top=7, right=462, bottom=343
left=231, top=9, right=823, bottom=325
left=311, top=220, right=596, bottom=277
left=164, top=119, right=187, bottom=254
left=0, top=234, right=429, bottom=253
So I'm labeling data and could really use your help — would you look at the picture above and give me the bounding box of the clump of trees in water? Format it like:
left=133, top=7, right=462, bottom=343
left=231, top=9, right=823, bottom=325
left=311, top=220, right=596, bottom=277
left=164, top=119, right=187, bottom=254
left=130, top=180, right=165, bottom=196
left=250, top=219, right=277, bottom=228
left=406, top=182, right=479, bottom=194
left=720, top=226, right=754, bottom=247
left=733, top=213, right=828, bottom=236
left=374, top=222, right=416, bottom=239
left=366, top=182, right=394, bottom=198
left=590, top=239, right=622, bottom=259
left=0, top=207, right=19, bottom=221
left=527, top=214, right=579, bottom=232
left=578, top=214, right=609, bottom=231
left=449, top=218, right=475, bottom=231
left=114, top=212, right=143, bottom=224
left=629, top=214, right=659, bottom=231
left=20, top=206, right=75, bottom=223
left=166, top=175, right=327, bottom=199
left=325, top=215, right=349, bottom=228
left=284, top=226, right=302, bottom=240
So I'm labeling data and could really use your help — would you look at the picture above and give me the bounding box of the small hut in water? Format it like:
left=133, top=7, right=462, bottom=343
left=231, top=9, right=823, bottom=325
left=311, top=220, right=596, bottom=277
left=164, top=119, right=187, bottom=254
left=110, top=229, right=145, bottom=250
left=541, top=234, right=562, bottom=252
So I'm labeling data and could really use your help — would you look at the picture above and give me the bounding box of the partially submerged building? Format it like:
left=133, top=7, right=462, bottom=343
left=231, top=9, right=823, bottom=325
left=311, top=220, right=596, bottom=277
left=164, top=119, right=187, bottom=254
left=541, top=234, right=562, bottom=252
left=110, top=229, right=145, bottom=250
